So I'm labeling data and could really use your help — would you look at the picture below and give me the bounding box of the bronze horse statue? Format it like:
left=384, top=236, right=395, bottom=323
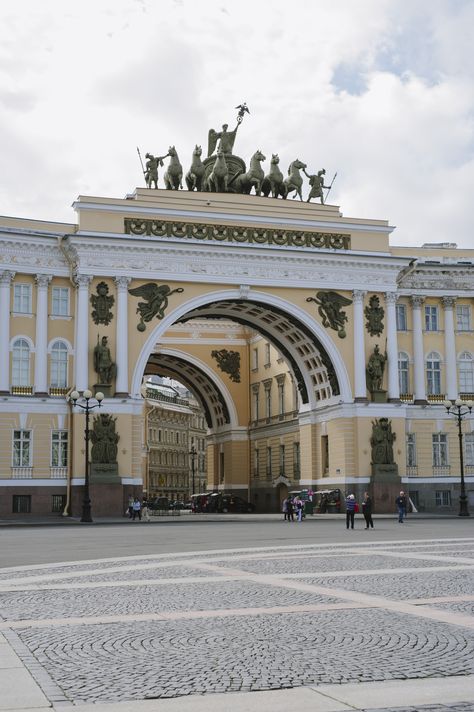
left=283, top=158, right=307, bottom=201
left=185, top=145, right=205, bottom=191
left=261, top=153, right=286, bottom=198
left=207, top=149, right=229, bottom=192
left=231, top=150, right=266, bottom=195
left=163, top=146, right=183, bottom=190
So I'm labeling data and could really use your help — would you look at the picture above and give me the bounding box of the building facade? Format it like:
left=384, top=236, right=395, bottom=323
left=0, top=189, right=473, bottom=517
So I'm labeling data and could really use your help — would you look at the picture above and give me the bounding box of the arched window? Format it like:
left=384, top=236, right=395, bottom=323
left=12, top=338, right=30, bottom=386
left=50, top=341, right=68, bottom=388
left=398, top=352, right=410, bottom=394
left=426, top=352, right=441, bottom=395
left=459, top=352, right=474, bottom=393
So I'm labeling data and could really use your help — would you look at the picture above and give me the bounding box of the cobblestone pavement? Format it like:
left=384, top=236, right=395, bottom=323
left=1, top=535, right=474, bottom=708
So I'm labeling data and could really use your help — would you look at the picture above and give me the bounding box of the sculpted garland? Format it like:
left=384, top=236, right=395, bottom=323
left=137, top=104, right=336, bottom=203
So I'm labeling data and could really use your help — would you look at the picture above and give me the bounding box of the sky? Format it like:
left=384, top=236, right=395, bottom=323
left=0, top=0, right=473, bottom=248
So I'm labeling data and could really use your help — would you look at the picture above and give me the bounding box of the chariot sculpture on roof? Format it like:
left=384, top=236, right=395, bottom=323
left=139, top=103, right=336, bottom=202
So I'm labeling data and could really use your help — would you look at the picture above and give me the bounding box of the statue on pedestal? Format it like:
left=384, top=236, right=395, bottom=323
left=370, top=417, right=396, bottom=465
left=93, top=336, right=116, bottom=385
left=366, top=344, right=387, bottom=393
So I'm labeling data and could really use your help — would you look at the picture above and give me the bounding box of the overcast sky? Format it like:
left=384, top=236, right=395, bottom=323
left=1, top=0, right=473, bottom=248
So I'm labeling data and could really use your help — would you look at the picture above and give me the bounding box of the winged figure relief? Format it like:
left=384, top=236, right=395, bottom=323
left=128, top=283, right=184, bottom=331
left=306, top=290, right=353, bottom=338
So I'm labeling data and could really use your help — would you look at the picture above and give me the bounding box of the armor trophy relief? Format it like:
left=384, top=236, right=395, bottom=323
left=137, top=104, right=336, bottom=203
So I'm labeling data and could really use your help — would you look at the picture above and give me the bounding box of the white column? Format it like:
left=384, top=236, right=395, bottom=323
left=385, top=292, right=400, bottom=402
left=411, top=295, right=426, bottom=404
left=74, top=274, right=92, bottom=391
left=352, top=290, right=367, bottom=401
left=114, top=276, right=131, bottom=396
left=442, top=296, right=457, bottom=400
left=34, top=274, right=52, bottom=395
left=0, top=270, right=15, bottom=393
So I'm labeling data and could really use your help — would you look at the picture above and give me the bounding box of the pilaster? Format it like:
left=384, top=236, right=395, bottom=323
left=0, top=270, right=15, bottom=394
left=352, top=290, right=367, bottom=402
left=34, top=274, right=52, bottom=395
left=114, top=276, right=131, bottom=397
left=74, top=274, right=93, bottom=391
left=442, top=296, right=457, bottom=400
left=411, top=295, right=427, bottom=404
left=385, top=292, right=400, bottom=403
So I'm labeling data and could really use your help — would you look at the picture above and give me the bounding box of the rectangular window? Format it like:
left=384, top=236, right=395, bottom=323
left=456, top=305, right=470, bottom=331
left=12, top=495, right=31, bottom=513
left=51, top=287, right=69, bottom=316
left=278, top=383, right=285, bottom=415
left=465, top=433, right=474, bottom=466
left=253, top=390, right=259, bottom=421
left=406, top=433, right=416, bottom=467
left=321, top=435, right=329, bottom=475
left=13, top=284, right=32, bottom=314
left=265, top=388, right=271, bottom=419
left=51, top=494, right=66, bottom=513
left=254, top=448, right=259, bottom=478
left=252, top=348, right=258, bottom=370
left=266, top=446, right=272, bottom=479
left=396, top=304, right=407, bottom=331
left=435, top=490, right=451, bottom=507
left=13, top=430, right=31, bottom=467
left=264, top=342, right=271, bottom=365
left=432, top=433, right=448, bottom=466
left=279, top=444, right=285, bottom=476
left=425, top=305, right=438, bottom=331
left=51, top=431, right=68, bottom=467
left=293, top=442, right=300, bottom=479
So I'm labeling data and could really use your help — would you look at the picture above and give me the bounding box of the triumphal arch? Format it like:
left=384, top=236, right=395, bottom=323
left=1, top=108, right=473, bottom=517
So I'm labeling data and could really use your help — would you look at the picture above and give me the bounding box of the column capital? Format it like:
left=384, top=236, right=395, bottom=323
left=352, top=290, right=366, bottom=303
left=411, top=295, right=425, bottom=308
left=0, top=270, right=15, bottom=285
left=74, top=274, right=93, bottom=288
left=441, top=296, right=456, bottom=309
left=35, top=273, right=52, bottom=288
left=384, top=291, right=399, bottom=305
left=114, top=276, right=132, bottom=290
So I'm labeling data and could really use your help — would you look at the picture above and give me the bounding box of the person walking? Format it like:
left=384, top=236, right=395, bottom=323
left=127, top=495, right=134, bottom=519
left=345, top=493, right=357, bottom=530
left=295, top=496, right=304, bottom=522
left=132, top=497, right=142, bottom=521
left=142, top=497, right=151, bottom=523
left=362, top=491, right=374, bottom=529
left=286, top=495, right=294, bottom=522
left=282, top=497, right=288, bottom=521
left=396, top=490, right=407, bottom=523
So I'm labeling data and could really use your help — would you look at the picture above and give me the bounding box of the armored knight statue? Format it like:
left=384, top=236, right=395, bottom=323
left=93, top=336, right=116, bottom=385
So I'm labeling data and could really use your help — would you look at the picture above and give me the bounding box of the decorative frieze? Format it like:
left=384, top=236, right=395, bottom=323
left=124, top=218, right=351, bottom=250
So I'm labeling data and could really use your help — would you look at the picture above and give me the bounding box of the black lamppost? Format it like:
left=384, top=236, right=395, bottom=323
left=443, top=398, right=473, bottom=517
left=189, top=445, right=197, bottom=495
left=69, top=389, right=104, bottom=522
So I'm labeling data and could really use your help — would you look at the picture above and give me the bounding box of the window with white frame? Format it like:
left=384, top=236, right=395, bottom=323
left=465, top=433, right=474, bottom=466
left=396, top=304, right=407, bottom=331
left=51, top=431, right=68, bottom=467
left=264, top=383, right=272, bottom=419
left=432, top=433, right=448, bottom=466
left=425, top=305, right=438, bottom=331
left=264, top=342, right=271, bottom=365
left=254, top=448, right=259, bottom=478
left=406, top=433, right=417, bottom=467
left=13, top=430, right=31, bottom=467
left=13, top=284, right=32, bottom=314
left=253, top=388, right=259, bottom=421
left=51, top=287, right=69, bottom=317
left=456, top=305, right=471, bottom=331
left=50, top=341, right=68, bottom=388
left=279, top=444, right=285, bottom=476
left=398, top=352, right=410, bottom=394
left=435, top=490, right=451, bottom=507
left=12, top=338, right=30, bottom=386
left=252, top=348, right=258, bottom=370
left=266, top=446, right=272, bottom=478
left=458, top=352, right=474, bottom=393
left=426, top=352, right=441, bottom=395
left=278, top=381, right=285, bottom=415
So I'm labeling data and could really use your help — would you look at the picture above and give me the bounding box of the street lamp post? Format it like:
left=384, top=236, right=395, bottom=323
left=443, top=398, right=473, bottom=517
left=69, top=389, right=104, bottom=522
left=189, top=445, right=197, bottom=496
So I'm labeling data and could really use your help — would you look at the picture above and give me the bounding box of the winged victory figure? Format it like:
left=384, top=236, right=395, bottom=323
left=128, top=283, right=184, bottom=331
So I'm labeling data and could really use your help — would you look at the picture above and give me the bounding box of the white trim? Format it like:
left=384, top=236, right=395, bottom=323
left=0, top=479, right=67, bottom=486
left=47, top=337, right=74, bottom=354
left=402, top=477, right=474, bottom=484
left=121, top=477, right=143, bottom=485
left=9, top=334, right=35, bottom=352
left=300, top=477, right=371, bottom=485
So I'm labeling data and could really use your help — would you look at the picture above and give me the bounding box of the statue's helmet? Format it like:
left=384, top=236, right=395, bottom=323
left=222, top=123, right=228, bottom=130
left=145, top=153, right=151, bottom=158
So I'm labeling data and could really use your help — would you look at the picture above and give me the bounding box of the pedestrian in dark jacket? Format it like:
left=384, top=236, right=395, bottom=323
left=362, top=491, right=374, bottom=529
left=395, top=491, right=407, bottom=523
left=345, top=494, right=357, bottom=529
left=286, top=496, right=294, bottom=522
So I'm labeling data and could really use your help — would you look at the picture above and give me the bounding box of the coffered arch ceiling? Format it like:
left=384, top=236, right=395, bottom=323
left=176, top=299, right=340, bottom=406
left=145, top=353, right=230, bottom=430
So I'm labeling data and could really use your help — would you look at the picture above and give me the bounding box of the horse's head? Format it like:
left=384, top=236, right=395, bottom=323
left=271, top=154, right=279, bottom=164
left=253, top=150, right=266, bottom=162
left=194, top=145, right=202, bottom=156
left=293, top=158, right=306, bottom=170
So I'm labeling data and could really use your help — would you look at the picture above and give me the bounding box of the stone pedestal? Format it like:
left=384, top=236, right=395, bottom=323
left=371, top=463, right=399, bottom=513
left=90, top=463, right=120, bottom=484
left=94, top=384, right=112, bottom=397
left=370, top=389, right=387, bottom=403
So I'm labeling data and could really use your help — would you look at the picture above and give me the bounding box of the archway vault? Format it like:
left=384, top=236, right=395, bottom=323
left=145, top=349, right=238, bottom=430
left=131, top=288, right=352, bottom=408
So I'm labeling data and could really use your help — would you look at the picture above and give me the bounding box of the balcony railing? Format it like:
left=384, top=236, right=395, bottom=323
left=433, top=465, right=451, bottom=476
left=143, top=389, right=190, bottom=407
left=49, top=387, right=69, bottom=397
left=11, top=467, right=33, bottom=478
left=11, top=386, right=33, bottom=396
left=50, top=467, right=68, bottom=479
left=250, top=410, right=298, bottom=428
left=427, top=394, right=446, bottom=403
left=400, top=393, right=413, bottom=403
left=406, top=466, right=418, bottom=476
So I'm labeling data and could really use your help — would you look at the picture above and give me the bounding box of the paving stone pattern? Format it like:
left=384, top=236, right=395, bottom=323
left=1, top=538, right=474, bottom=706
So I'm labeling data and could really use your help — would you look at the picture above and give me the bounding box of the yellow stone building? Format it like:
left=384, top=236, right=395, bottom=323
left=0, top=188, right=473, bottom=517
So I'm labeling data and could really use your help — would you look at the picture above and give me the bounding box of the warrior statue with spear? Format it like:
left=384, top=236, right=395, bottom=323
left=137, top=147, right=169, bottom=189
